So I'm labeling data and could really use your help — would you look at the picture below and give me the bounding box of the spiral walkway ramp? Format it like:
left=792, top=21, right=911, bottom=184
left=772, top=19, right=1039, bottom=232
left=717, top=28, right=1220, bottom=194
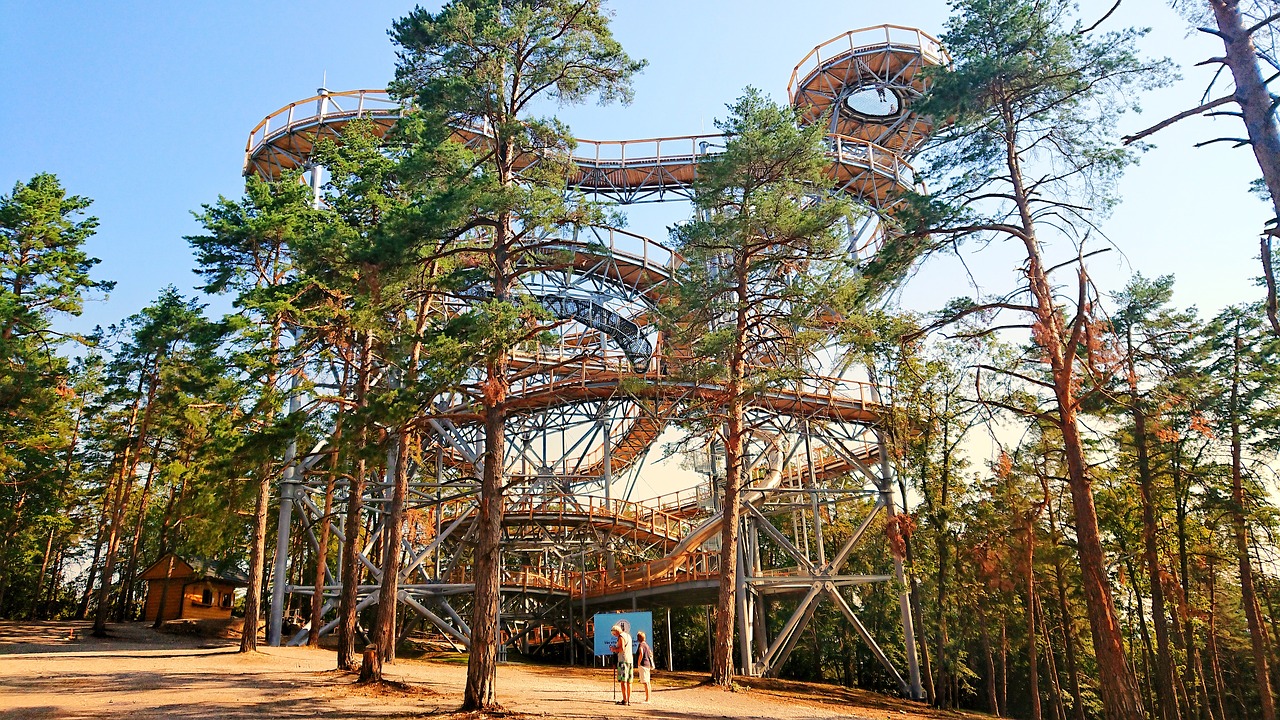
left=259, top=25, right=943, bottom=697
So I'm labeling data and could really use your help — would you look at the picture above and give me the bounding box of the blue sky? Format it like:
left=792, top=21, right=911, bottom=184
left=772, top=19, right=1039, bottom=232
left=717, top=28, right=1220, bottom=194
left=0, top=0, right=1269, bottom=336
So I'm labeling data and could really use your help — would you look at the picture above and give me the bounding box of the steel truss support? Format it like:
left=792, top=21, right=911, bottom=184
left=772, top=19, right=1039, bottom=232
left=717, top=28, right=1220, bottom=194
left=730, top=425, right=923, bottom=700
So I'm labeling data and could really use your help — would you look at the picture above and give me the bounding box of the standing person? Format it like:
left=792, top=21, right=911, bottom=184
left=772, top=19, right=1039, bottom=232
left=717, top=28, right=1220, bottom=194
left=610, top=623, right=633, bottom=705
left=635, top=631, right=654, bottom=703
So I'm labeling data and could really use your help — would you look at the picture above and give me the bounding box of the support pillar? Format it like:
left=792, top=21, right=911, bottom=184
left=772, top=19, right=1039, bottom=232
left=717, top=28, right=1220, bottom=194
left=601, top=411, right=615, bottom=573
left=270, top=89, right=328, bottom=646
left=666, top=606, right=674, bottom=671
left=879, top=431, right=923, bottom=699
left=267, top=373, right=302, bottom=646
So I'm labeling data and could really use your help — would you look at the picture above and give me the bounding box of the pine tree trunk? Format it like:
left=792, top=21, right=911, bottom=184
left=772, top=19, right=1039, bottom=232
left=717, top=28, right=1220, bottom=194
left=710, top=252, right=750, bottom=688
left=1127, top=335, right=1180, bottom=720
left=371, top=430, right=413, bottom=670
left=1205, top=556, right=1230, bottom=720
left=1173, top=444, right=1216, bottom=720
left=308, top=437, right=339, bottom=647
left=240, top=462, right=272, bottom=653
left=905, top=531, right=936, bottom=703
left=463, top=204, right=513, bottom=711
left=1207, top=0, right=1280, bottom=335
left=710, top=400, right=743, bottom=686
left=1000, top=618, right=1009, bottom=715
left=1036, top=590, right=1068, bottom=720
left=370, top=300, right=428, bottom=669
left=338, top=333, right=374, bottom=671
left=91, top=469, right=131, bottom=637
left=31, top=527, right=55, bottom=620
left=1125, top=553, right=1158, bottom=717
left=933, top=431, right=953, bottom=708
left=117, top=446, right=160, bottom=622
left=980, top=609, right=1001, bottom=716
left=1002, top=108, right=1144, bottom=717
left=899, top=472, right=936, bottom=703
left=1227, top=326, right=1276, bottom=720
left=37, top=400, right=82, bottom=620
left=1027, top=517, right=1043, bottom=720
left=1050, top=520, right=1086, bottom=720
left=92, top=398, right=148, bottom=636
left=77, top=509, right=108, bottom=620
left=463, top=378, right=506, bottom=709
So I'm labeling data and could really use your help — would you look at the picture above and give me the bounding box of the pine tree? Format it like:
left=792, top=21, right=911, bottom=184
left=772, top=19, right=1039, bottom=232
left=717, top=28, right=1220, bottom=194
left=389, top=1, right=642, bottom=707
left=0, top=174, right=110, bottom=617
left=1128, top=1, right=1280, bottom=335
left=900, top=1, right=1170, bottom=716
left=88, top=288, right=211, bottom=636
left=1109, top=275, right=1201, bottom=720
left=662, top=88, right=856, bottom=686
left=1200, top=304, right=1278, bottom=720
left=188, top=174, right=318, bottom=651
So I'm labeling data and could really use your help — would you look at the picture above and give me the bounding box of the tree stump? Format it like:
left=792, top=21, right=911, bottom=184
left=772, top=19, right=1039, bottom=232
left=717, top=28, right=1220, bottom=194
left=358, top=643, right=381, bottom=683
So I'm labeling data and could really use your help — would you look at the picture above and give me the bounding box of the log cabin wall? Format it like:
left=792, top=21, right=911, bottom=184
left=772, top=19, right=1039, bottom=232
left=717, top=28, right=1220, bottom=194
left=142, top=582, right=187, bottom=622
left=180, top=582, right=236, bottom=621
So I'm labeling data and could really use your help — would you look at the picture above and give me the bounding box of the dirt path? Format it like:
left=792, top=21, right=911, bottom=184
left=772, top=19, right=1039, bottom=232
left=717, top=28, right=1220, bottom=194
left=0, top=622, right=974, bottom=720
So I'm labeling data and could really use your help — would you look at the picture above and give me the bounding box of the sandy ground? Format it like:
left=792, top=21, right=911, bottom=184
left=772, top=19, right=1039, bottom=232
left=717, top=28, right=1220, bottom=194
left=0, top=622, right=977, bottom=720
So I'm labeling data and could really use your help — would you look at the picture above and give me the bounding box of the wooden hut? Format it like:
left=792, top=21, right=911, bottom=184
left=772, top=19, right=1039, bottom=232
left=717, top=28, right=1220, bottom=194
left=138, top=553, right=247, bottom=623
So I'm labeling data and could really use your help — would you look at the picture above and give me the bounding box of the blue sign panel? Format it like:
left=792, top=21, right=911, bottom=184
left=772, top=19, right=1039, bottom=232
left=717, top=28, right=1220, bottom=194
left=592, top=610, right=654, bottom=657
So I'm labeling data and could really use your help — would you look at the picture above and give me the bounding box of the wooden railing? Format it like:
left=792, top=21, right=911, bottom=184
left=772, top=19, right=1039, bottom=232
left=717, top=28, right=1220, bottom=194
left=577, top=551, right=721, bottom=599
left=435, top=552, right=723, bottom=601
left=827, top=134, right=916, bottom=186
left=434, top=492, right=700, bottom=543
left=638, top=484, right=714, bottom=516
left=245, top=89, right=403, bottom=168
left=501, top=493, right=699, bottom=542
left=570, top=133, right=722, bottom=167
left=787, top=24, right=949, bottom=102
left=244, top=90, right=915, bottom=206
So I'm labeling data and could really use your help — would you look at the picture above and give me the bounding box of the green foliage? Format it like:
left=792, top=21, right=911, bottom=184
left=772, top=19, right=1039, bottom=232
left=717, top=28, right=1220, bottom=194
left=0, top=174, right=110, bottom=619
left=664, top=87, right=858, bottom=419
left=897, top=0, right=1169, bottom=254
left=390, top=0, right=645, bottom=371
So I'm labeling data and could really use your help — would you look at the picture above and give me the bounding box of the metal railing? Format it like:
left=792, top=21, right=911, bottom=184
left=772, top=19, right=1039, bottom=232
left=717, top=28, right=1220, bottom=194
left=243, top=90, right=916, bottom=206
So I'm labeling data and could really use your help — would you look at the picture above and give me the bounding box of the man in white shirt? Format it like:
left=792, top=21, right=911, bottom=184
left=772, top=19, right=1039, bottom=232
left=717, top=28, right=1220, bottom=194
left=610, top=623, right=633, bottom=705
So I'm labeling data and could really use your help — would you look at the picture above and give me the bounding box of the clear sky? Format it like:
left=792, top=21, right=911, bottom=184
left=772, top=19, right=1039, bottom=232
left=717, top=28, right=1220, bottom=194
left=0, top=0, right=1269, bottom=335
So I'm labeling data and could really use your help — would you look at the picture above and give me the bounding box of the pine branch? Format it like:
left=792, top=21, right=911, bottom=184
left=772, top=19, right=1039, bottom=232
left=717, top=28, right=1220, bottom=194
left=1122, top=96, right=1234, bottom=145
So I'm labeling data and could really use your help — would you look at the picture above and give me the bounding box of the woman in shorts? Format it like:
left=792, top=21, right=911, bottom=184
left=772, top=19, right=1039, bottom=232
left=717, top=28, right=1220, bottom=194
left=635, top=630, right=654, bottom=703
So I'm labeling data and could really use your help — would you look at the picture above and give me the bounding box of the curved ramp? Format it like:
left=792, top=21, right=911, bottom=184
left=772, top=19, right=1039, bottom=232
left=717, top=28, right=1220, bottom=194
left=432, top=493, right=698, bottom=547
left=788, top=24, right=948, bottom=153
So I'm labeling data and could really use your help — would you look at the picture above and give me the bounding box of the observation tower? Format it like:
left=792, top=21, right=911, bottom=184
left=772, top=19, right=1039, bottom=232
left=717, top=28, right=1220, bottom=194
left=244, top=25, right=945, bottom=698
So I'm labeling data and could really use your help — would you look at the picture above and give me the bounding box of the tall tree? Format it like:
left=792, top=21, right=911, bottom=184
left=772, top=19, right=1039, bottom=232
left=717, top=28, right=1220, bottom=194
left=89, top=288, right=210, bottom=636
left=1110, top=275, right=1200, bottom=720
left=899, top=1, right=1169, bottom=717
left=1126, top=2, right=1280, bottom=335
left=188, top=174, right=318, bottom=651
left=0, top=174, right=110, bottom=617
left=663, top=88, right=855, bottom=686
left=1200, top=304, right=1277, bottom=720
left=389, top=1, right=642, bottom=708
left=301, top=120, right=467, bottom=677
